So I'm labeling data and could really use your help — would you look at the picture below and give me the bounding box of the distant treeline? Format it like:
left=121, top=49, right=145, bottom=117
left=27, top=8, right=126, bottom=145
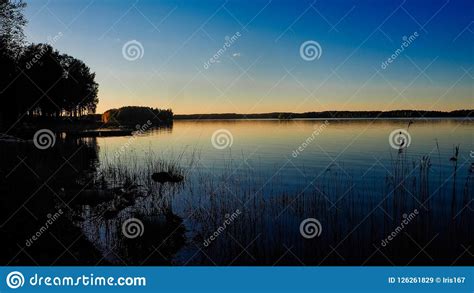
left=175, top=110, right=474, bottom=120
left=102, top=106, right=173, bottom=125
left=0, top=0, right=98, bottom=125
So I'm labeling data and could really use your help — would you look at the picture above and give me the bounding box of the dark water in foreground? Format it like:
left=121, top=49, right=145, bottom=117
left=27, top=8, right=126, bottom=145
left=1, top=119, right=473, bottom=265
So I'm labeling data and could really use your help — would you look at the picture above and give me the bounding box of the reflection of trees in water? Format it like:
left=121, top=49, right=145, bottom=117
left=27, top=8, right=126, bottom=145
left=77, top=193, right=185, bottom=265
left=2, top=134, right=472, bottom=265
left=0, top=137, right=101, bottom=264
left=63, top=136, right=186, bottom=265
left=1, top=136, right=186, bottom=265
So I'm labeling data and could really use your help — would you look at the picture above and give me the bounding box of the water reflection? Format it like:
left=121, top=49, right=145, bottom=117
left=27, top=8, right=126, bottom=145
left=1, top=119, right=473, bottom=265
left=76, top=193, right=185, bottom=265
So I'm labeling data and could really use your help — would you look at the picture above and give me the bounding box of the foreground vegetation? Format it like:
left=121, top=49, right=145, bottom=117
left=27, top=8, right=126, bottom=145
left=69, top=144, right=472, bottom=265
left=1, top=133, right=472, bottom=265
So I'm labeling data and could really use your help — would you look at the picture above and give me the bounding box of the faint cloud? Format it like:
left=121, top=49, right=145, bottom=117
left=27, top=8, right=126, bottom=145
left=203, top=31, right=242, bottom=70
left=232, top=52, right=241, bottom=57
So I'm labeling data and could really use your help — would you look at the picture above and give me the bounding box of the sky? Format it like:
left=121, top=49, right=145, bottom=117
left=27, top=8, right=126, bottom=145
left=24, top=0, right=473, bottom=114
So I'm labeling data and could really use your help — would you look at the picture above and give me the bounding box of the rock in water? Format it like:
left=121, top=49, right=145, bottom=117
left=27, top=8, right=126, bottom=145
left=151, top=172, right=184, bottom=184
left=169, top=174, right=184, bottom=183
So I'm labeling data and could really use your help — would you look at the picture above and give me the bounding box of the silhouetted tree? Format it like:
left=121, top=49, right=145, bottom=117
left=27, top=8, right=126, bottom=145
left=0, top=0, right=27, bottom=123
left=61, top=54, right=99, bottom=117
left=0, top=0, right=99, bottom=126
left=15, top=45, right=99, bottom=118
left=0, top=0, right=27, bottom=55
left=18, top=43, right=65, bottom=117
left=102, top=107, right=173, bottom=125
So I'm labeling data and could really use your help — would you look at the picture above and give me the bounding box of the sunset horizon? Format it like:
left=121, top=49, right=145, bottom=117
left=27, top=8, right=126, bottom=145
left=101, top=107, right=474, bottom=116
left=23, top=0, right=473, bottom=115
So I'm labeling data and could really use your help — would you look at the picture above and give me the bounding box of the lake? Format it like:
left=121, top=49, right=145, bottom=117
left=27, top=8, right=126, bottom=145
left=97, top=118, right=473, bottom=187
left=1, top=119, right=473, bottom=265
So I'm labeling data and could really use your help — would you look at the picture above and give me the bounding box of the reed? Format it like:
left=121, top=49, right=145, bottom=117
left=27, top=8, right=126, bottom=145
left=76, top=142, right=473, bottom=265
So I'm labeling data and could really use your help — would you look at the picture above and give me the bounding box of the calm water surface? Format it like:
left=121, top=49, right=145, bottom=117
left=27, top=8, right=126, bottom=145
left=85, top=119, right=473, bottom=265
left=3, top=119, right=472, bottom=265
left=98, top=119, right=473, bottom=187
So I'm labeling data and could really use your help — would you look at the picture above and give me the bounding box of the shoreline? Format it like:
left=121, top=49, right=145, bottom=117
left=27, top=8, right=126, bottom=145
left=174, top=116, right=473, bottom=121
left=173, top=109, right=474, bottom=120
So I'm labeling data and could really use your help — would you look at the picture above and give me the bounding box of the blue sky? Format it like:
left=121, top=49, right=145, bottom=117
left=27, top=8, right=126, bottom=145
left=24, top=0, right=473, bottom=114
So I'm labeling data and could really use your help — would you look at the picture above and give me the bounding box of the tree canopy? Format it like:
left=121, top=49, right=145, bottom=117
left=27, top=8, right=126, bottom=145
left=0, top=0, right=27, bottom=55
left=102, top=106, right=173, bottom=125
left=0, top=0, right=99, bottom=125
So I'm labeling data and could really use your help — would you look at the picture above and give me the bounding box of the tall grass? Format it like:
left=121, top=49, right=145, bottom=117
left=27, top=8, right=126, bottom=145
left=76, top=143, right=473, bottom=265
